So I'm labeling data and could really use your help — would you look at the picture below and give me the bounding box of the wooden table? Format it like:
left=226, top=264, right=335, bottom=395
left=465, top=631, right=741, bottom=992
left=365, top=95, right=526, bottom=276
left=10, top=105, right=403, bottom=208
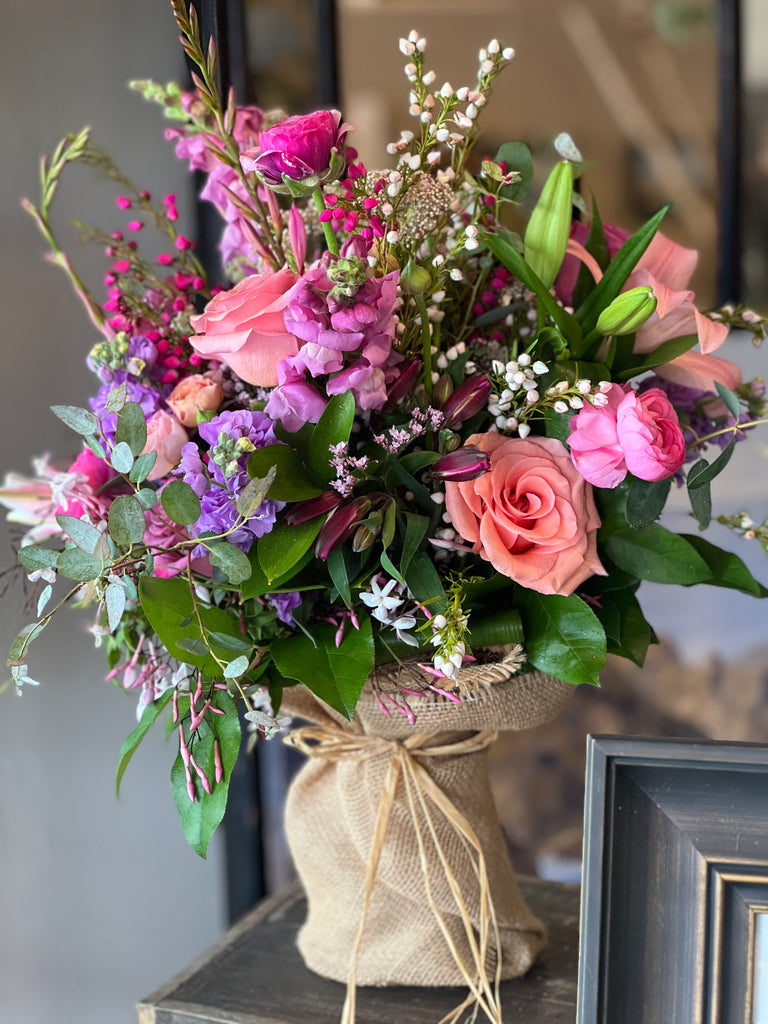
left=138, top=877, right=580, bottom=1023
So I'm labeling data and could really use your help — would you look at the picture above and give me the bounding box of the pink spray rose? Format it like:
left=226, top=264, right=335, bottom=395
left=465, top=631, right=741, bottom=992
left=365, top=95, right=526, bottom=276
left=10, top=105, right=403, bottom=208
left=166, top=372, right=224, bottom=427
left=141, top=410, right=188, bottom=481
left=55, top=448, right=117, bottom=519
left=569, top=383, right=686, bottom=486
left=189, top=266, right=299, bottom=386
left=241, top=110, right=351, bottom=189
left=445, top=433, right=605, bottom=597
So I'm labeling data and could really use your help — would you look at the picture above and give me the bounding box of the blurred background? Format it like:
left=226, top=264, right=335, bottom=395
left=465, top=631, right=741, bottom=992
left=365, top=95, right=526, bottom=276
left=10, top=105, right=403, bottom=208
left=1, top=1, right=767, bottom=1022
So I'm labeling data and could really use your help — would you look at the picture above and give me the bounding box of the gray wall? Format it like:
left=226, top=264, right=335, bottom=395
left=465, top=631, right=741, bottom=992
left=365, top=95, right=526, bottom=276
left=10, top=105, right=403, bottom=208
left=0, top=4, right=226, bottom=1023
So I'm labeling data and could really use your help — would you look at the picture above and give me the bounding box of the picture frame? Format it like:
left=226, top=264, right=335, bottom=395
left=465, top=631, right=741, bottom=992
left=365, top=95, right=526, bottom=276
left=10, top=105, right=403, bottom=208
left=578, top=735, right=768, bottom=1024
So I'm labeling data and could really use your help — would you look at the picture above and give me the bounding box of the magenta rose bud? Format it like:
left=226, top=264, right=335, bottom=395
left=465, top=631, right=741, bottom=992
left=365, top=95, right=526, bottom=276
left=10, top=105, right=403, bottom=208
left=241, top=110, right=352, bottom=195
left=616, top=388, right=686, bottom=481
left=432, top=445, right=490, bottom=483
left=440, top=375, right=492, bottom=428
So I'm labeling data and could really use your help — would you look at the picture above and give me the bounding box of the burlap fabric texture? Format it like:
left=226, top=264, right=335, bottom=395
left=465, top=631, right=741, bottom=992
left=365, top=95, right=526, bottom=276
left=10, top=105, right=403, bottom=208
left=282, top=655, right=573, bottom=995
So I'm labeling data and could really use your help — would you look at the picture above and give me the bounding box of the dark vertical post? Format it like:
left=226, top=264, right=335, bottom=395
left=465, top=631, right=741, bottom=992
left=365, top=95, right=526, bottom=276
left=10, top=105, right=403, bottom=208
left=191, top=0, right=267, bottom=923
left=316, top=0, right=340, bottom=109
left=717, top=0, right=742, bottom=304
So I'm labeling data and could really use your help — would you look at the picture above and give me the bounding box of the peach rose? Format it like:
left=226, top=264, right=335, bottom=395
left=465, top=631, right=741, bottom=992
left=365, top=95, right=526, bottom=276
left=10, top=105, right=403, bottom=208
left=189, top=266, right=299, bottom=386
left=141, top=410, right=188, bottom=480
left=166, top=372, right=223, bottom=427
left=445, top=433, right=605, bottom=597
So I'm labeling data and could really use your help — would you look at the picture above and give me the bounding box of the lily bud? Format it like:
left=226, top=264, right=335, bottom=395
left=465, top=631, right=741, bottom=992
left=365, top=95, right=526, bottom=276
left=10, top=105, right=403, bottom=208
left=432, top=374, right=454, bottom=406
left=383, top=358, right=421, bottom=410
left=432, top=445, right=490, bottom=482
left=440, top=374, right=492, bottom=427
left=315, top=495, right=373, bottom=560
left=399, top=258, right=433, bottom=295
left=595, top=286, right=657, bottom=336
left=352, top=511, right=382, bottom=552
left=285, top=489, right=342, bottom=526
left=523, top=160, right=573, bottom=288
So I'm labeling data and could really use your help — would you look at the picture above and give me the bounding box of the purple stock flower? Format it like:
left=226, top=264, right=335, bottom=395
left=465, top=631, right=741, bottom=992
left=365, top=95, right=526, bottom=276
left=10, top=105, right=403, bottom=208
left=267, top=591, right=302, bottom=625
left=90, top=377, right=162, bottom=444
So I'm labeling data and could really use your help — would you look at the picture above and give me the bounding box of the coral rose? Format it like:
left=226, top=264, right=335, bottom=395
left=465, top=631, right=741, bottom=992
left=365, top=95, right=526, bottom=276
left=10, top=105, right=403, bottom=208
left=166, top=372, right=223, bottom=427
left=141, top=410, right=188, bottom=481
left=189, top=266, right=299, bottom=386
left=445, top=433, right=605, bottom=597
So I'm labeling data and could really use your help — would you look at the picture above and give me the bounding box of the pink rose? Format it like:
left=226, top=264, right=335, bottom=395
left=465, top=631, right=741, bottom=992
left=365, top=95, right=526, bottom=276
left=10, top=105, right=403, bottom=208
left=569, top=383, right=686, bottom=486
left=166, top=372, right=223, bottom=427
left=445, top=433, right=605, bottom=597
left=55, top=448, right=116, bottom=519
left=241, top=110, right=351, bottom=188
left=141, top=410, right=188, bottom=481
left=189, top=267, right=299, bottom=386
left=616, top=388, right=686, bottom=481
left=142, top=501, right=211, bottom=579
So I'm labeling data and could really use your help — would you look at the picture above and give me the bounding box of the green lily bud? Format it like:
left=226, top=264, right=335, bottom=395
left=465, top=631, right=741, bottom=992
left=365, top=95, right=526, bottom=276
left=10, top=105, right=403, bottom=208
left=432, top=374, right=454, bottom=406
left=596, top=286, right=657, bottom=336
left=523, top=160, right=573, bottom=289
left=399, top=258, right=433, bottom=296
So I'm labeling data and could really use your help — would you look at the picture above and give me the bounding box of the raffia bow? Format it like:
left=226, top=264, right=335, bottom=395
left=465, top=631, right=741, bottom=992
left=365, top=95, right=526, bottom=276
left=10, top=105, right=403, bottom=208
left=286, top=722, right=505, bottom=1024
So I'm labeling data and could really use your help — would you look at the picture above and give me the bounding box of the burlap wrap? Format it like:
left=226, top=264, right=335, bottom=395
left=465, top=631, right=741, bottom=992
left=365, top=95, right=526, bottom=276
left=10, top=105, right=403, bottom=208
left=282, top=657, right=573, bottom=1001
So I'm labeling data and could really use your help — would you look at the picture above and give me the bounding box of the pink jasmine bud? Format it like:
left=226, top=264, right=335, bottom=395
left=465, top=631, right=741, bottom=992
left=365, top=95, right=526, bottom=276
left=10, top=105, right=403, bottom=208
left=175, top=235, right=194, bottom=251
left=189, top=754, right=211, bottom=794
left=116, top=196, right=131, bottom=209
left=285, top=489, right=342, bottom=525
left=214, top=739, right=223, bottom=783
left=172, top=689, right=179, bottom=724
left=157, top=253, right=174, bottom=266
left=112, top=259, right=131, bottom=275
left=432, top=444, right=490, bottom=482
left=440, top=374, right=492, bottom=427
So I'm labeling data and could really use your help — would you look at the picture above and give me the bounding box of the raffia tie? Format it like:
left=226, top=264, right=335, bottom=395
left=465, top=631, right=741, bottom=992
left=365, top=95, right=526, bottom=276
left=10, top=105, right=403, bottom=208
left=285, top=723, right=505, bottom=1024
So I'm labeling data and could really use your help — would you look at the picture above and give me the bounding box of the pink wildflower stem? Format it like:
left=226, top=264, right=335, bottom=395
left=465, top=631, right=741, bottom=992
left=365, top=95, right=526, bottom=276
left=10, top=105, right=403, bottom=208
left=189, top=754, right=212, bottom=795
left=374, top=692, right=392, bottom=717
left=189, top=699, right=211, bottom=733
left=428, top=686, right=463, bottom=704
left=214, top=739, right=223, bottom=783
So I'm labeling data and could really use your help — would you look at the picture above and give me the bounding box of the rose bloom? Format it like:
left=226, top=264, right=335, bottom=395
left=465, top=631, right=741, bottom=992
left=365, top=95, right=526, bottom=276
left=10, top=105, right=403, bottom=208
left=445, top=433, right=605, bottom=597
left=569, top=383, right=686, bottom=486
left=141, top=410, right=188, bottom=481
left=166, top=371, right=223, bottom=427
left=241, top=110, right=351, bottom=187
left=189, top=266, right=299, bottom=386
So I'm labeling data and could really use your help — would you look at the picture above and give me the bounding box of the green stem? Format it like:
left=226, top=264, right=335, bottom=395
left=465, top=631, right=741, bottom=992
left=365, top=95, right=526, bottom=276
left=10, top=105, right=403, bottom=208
left=312, top=189, right=339, bottom=255
left=687, top=416, right=768, bottom=450
left=414, top=293, right=434, bottom=399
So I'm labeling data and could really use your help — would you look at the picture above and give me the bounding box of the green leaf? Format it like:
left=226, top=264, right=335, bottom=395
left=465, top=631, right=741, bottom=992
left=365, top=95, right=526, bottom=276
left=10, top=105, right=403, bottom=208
left=171, top=690, right=240, bottom=857
left=401, top=513, right=430, bottom=576
left=18, top=546, right=59, bottom=574
left=161, top=480, right=201, bottom=526
left=625, top=477, right=671, bottom=529
left=55, top=514, right=102, bottom=554
left=272, top=613, right=374, bottom=720
left=50, top=404, right=99, bottom=437
left=573, top=205, right=669, bottom=343
left=257, top=518, right=322, bottom=584
left=106, top=382, right=128, bottom=413
left=136, top=487, right=158, bottom=510
left=110, top=441, right=135, bottom=474
left=380, top=548, right=406, bottom=587
left=7, top=621, right=48, bottom=665
left=37, top=584, right=53, bottom=617
left=207, top=631, right=253, bottom=653
left=494, top=141, right=534, bottom=202
left=84, top=436, right=107, bottom=460
left=247, top=445, right=322, bottom=501
left=209, top=542, right=252, bottom=584
left=687, top=438, right=735, bottom=489
left=603, top=523, right=712, bottom=584
left=138, top=575, right=247, bottom=673
left=715, top=381, right=741, bottom=420
left=686, top=459, right=712, bottom=528
left=240, top=545, right=315, bottom=600
left=573, top=198, right=609, bottom=309
left=115, top=401, right=148, bottom=456
left=108, top=495, right=146, bottom=547
left=129, top=451, right=157, bottom=484
left=517, top=591, right=606, bottom=685
left=327, top=546, right=352, bottom=608
left=57, top=546, right=104, bottom=581
left=223, top=655, right=249, bottom=678
left=467, top=609, right=524, bottom=648
left=613, top=334, right=698, bottom=381
left=105, top=580, right=126, bottom=632
left=404, top=551, right=448, bottom=614
left=482, top=230, right=581, bottom=345
left=176, top=638, right=211, bottom=656
left=679, top=534, right=768, bottom=597
left=115, top=689, right=174, bottom=796
left=308, top=391, right=356, bottom=483
left=236, top=466, right=277, bottom=519
left=593, top=588, right=654, bottom=666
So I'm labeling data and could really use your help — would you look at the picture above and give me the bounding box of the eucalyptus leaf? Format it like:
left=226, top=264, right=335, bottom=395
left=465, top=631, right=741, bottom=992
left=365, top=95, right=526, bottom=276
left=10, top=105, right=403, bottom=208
left=36, top=585, right=53, bottom=618
left=161, top=479, right=201, bottom=526
left=105, top=581, right=126, bottom=632
left=129, top=451, right=157, bottom=484
left=57, top=546, right=104, bottom=582
left=18, top=546, right=59, bottom=574
left=136, top=487, right=158, bottom=510
left=115, top=401, right=148, bottom=456
left=50, top=404, right=99, bottom=437
left=494, top=141, right=534, bottom=202
left=223, top=655, right=249, bottom=678
left=686, top=459, right=712, bottom=528
left=108, top=495, right=146, bottom=547
left=106, top=382, right=128, bottom=413
left=55, top=515, right=102, bottom=554
left=110, top=441, right=135, bottom=475
left=715, top=381, right=741, bottom=420
left=8, top=621, right=48, bottom=665
left=209, top=542, right=252, bottom=584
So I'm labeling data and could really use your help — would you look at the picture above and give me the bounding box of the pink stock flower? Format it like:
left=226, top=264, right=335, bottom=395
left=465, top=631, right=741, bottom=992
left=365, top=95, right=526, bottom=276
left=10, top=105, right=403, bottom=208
left=166, top=371, right=223, bottom=427
left=141, top=410, right=188, bottom=480
left=189, top=267, right=299, bottom=386
left=142, top=501, right=211, bottom=579
left=264, top=363, right=327, bottom=433
left=569, top=383, right=686, bottom=486
left=445, top=433, right=605, bottom=597
left=242, top=110, right=351, bottom=188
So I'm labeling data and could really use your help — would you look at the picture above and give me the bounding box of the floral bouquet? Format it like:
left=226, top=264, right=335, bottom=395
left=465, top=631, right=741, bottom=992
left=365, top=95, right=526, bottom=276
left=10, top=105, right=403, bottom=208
left=4, top=2, right=768, bottom=980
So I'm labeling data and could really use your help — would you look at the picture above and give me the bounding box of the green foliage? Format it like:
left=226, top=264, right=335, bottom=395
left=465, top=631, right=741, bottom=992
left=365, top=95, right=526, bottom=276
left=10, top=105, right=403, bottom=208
left=115, top=401, right=148, bottom=456
left=517, top=591, right=606, bottom=685
left=108, top=495, right=146, bottom=547
left=57, top=546, right=105, bottom=581
left=161, top=479, right=201, bottom=526
left=524, top=160, right=574, bottom=289
left=308, top=392, right=355, bottom=483
left=209, top=541, right=252, bottom=584
left=50, top=404, right=99, bottom=437
left=257, top=518, right=322, bottom=584
left=493, top=141, right=533, bottom=202
left=247, top=445, right=323, bottom=501
left=115, top=688, right=174, bottom=796
left=625, top=478, right=671, bottom=530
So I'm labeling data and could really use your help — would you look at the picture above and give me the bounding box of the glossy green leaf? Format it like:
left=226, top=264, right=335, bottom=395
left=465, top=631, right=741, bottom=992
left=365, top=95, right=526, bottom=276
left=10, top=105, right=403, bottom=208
left=404, top=551, right=448, bottom=614
left=517, top=591, right=606, bottom=685
left=603, top=523, right=712, bottom=585
left=592, top=588, right=654, bottom=667
left=679, top=534, right=768, bottom=597
left=257, top=518, right=322, bottom=584
left=272, top=613, right=374, bottom=720
left=115, top=688, right=174, bottom=796
left=209, top=542, right=252, bottom=584
left=401, top=513, right=430, bottom=576
left=327, top=546, right=352, bottom=608
left=247, top=445, right=322, bottom=501
left=50, top=404, right=99, bottom=437
left=207, top=631, right=253, bottom=653
left=466, top=609, right=524, bottom=648
left=308, top=392, right=356, bottom=483
left=240, top=546, right=315, bottom=600
left=686, top=459, right=712, bottom=528
left=613, top=334, right=698, bottom=381
left=115, top=401, right=148, bottom=456
left=108, top=495, right=146, bottom=547
left=625, top=477, right=671, bottom=529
